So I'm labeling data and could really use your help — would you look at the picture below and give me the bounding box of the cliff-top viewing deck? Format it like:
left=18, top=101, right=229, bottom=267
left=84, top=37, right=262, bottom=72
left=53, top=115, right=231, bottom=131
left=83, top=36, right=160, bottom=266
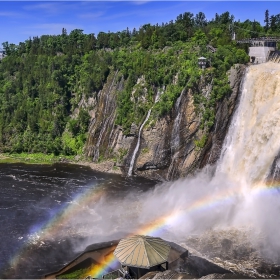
left=236, top=37, right=280, bottom=44
left=236, top=37, right=280, bottom=63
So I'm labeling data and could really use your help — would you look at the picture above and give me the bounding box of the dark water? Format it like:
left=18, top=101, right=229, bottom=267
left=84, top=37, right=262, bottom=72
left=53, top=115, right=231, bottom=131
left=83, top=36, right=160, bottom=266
left=0, top=163, right=156, bottom=279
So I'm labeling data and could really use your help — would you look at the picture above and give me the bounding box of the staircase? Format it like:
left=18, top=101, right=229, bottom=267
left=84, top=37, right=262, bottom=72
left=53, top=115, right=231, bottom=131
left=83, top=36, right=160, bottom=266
left=268, top=50, right=280, bottom=63
left=207, top=45, right=217, bottom=53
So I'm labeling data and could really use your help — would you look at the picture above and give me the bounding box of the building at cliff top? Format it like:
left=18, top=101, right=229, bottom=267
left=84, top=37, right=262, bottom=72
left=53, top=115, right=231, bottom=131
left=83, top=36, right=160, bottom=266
left=0, top=48, right=6, bottom=60
left=237, top=37, right=280, bottom=64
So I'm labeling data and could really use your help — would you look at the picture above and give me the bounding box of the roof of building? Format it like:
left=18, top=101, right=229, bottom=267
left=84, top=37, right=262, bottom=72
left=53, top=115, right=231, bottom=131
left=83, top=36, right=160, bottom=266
left=113, top=235, right=171, bottom=269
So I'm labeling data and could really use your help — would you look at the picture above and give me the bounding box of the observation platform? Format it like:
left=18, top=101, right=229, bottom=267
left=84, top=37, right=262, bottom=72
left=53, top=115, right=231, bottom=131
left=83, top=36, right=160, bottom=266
left=236, top=37, right=280, bottom=64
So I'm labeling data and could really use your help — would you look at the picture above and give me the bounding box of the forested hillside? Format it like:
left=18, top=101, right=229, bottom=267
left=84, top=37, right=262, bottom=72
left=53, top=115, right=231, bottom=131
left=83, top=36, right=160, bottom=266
left=0, top=10, right=278, bottom=159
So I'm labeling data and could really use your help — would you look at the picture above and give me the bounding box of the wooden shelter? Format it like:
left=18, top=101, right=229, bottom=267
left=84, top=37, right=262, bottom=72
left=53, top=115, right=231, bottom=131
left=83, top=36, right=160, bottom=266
left=113, top=235, right=171, bottom=278
left=198, top=57, right=207, bottom=69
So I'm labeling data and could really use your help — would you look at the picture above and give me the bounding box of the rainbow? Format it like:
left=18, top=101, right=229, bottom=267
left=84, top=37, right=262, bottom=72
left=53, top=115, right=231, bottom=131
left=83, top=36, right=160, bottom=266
left=8, top=180, right=280, bottom=278
left=86, top=252, right=120, bottom=278
left=29, top=183, right=106, bottom=240
left=8, top=182, right=106, bottom=272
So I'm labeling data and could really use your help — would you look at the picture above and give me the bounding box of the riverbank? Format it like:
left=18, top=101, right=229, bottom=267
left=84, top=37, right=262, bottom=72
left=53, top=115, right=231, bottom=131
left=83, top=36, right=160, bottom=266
left=74, top=159, right=122, bottom=175
left=0, top=153, right=122, bottom=175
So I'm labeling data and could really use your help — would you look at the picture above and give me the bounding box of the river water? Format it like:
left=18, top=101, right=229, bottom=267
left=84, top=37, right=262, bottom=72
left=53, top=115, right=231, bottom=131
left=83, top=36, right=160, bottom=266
left=0, top=163, right=156, bottom=279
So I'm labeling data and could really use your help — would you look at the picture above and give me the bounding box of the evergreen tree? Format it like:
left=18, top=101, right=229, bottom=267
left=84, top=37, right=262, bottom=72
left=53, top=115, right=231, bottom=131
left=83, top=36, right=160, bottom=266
left=252, top=20, right=258, bottom=38
left=270, top=15, right=277, bottom=32
left=264, top=9, right=270, bottom=32
left=62, top=28, right=67, bottom=36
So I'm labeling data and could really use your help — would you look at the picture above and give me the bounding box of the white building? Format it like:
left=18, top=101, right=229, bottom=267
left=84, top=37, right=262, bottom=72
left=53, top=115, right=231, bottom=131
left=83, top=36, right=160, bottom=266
left=237, top=37, right=280, bottom=64
left=248, top=40, right=277, bottom=64
left=0, top=48, right=6, bottom=60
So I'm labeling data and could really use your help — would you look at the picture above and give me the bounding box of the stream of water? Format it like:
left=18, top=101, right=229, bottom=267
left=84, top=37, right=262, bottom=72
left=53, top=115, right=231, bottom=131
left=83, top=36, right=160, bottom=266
left=128, top=109, right=152, bottom=176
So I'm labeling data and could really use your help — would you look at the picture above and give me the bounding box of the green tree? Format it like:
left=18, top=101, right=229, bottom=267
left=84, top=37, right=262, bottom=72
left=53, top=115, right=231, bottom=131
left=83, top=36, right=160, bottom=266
left=264, top=9, right=270, bottom=32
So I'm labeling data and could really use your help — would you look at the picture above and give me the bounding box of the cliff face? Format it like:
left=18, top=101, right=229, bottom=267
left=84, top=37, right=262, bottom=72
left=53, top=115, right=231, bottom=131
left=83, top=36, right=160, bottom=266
left=83, top=65, right=246, bottom=181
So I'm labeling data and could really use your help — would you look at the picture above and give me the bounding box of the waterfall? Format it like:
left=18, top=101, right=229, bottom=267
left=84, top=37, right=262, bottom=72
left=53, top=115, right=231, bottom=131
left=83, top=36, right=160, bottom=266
left=128, top=109, right=152, bottom=176
left=155, top=86, right=165, bottom=103
left=217, top=62, right=280, bottom=186
left=127, top=84, right=164, bottom=176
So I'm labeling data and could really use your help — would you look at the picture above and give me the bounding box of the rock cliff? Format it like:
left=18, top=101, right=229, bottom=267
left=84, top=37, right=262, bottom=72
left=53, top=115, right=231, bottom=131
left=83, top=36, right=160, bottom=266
left=83, top=65, right=246, bottom=181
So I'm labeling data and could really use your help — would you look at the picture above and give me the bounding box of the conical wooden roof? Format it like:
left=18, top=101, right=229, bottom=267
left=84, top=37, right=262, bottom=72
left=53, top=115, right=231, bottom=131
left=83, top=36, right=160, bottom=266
left=113, top=235, right=170, bottom=269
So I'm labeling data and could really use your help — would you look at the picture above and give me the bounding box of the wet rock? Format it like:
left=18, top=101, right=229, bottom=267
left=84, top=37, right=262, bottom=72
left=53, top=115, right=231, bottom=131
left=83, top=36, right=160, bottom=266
left=130, top=123, right=138, bottom=136
left=221, top=239, right=233, bottom=252
left=200, top=64, right=246, bottom=167
left=181, top=228, right=280, bottom=279
left=153, top=270, right=179, bottom=279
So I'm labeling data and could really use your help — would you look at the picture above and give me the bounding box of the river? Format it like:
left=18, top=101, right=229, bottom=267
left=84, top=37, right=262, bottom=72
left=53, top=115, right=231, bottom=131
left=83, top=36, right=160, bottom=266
left=0, top=163, right=156, bottom=279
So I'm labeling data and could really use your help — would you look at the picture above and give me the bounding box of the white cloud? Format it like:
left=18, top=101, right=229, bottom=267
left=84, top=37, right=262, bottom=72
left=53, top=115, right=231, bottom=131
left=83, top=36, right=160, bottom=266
left=131, top=1, right=150, bottom=5
left=78, top=11, right=104, bottom=20
left=0, top=11, right=27, bottom=18
left=0, top=11, right=19, bottom=17
left=23, top=2, right=60, bottom=11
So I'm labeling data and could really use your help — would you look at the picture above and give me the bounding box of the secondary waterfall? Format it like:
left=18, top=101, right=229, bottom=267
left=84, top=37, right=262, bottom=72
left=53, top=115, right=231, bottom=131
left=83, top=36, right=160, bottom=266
left=217, top=62, right=280, bottom=186
left=128, top=109, right=152, bottom=176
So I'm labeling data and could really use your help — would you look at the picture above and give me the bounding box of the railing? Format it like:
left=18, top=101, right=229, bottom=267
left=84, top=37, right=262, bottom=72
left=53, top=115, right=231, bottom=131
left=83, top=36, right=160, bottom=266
left=268, top=51, right=280, bottom=63
left=237, top=37, right=280, bottom=44
left=207, top=44, right=216, bottom=53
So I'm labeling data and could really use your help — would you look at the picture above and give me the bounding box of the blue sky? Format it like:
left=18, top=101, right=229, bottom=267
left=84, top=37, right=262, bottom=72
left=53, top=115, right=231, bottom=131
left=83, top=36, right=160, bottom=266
left=0, top=1, right=278, bottom=45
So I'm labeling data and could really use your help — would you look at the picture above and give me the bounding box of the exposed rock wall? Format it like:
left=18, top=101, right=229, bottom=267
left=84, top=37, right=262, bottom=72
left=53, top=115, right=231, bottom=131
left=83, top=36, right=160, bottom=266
left=84, top=65, right=246, bottom=181
left=199, top=64, right=246, bottom=168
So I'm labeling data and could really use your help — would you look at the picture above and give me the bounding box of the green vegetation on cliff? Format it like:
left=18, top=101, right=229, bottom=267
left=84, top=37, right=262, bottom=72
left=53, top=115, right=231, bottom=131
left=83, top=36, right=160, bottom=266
left=2, top=10, right=274, bottom=157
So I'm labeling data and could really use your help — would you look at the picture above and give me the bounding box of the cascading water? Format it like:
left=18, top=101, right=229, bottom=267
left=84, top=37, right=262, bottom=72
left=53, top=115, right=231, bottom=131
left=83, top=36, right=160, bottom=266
left=155, top=86, right=165, bottom=103
left=217, top=62, right=280, bottom=186
left=127, top=87, right=164, bottom=176
left=128, top=109, right=152, bottom=176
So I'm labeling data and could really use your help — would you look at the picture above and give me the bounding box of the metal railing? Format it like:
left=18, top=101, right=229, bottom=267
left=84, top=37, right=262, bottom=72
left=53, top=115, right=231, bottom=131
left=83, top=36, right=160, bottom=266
left=268, top=51, right=280, bottom=63
left=207, top=45, right=217, bottom=53
left=237, top=37, right=280, bottom=44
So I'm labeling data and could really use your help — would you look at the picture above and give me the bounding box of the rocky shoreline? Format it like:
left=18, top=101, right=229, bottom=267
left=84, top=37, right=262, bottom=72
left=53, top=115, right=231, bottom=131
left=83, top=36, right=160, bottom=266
left=71, top=159, right=123, bottom=175
left=0, top=153, right=123, bottom=175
